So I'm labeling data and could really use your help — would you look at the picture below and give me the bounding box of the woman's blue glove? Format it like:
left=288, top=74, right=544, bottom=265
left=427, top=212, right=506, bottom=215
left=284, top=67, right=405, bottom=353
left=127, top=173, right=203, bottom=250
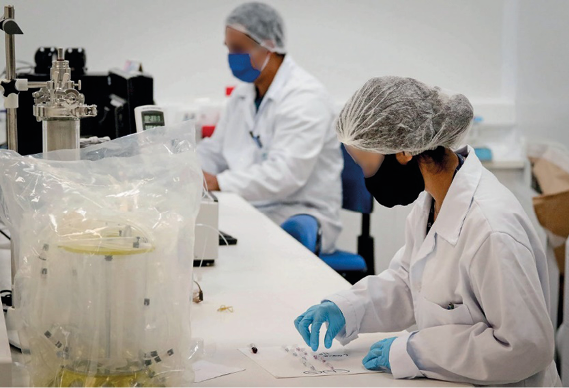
left=362, top=337, right=397, bottom=372
left=294, top=301, right=346, bottom=351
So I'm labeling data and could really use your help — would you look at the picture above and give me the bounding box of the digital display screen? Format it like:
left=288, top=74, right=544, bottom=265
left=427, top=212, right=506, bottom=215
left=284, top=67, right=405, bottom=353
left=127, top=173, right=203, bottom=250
left=142, top=111, right=165, bottom=130
left=143, top=113, right=164, bottom=124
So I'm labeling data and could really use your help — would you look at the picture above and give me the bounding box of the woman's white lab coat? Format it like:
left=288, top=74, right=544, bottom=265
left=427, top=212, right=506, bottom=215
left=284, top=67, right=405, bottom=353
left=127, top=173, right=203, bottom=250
left=197, top=56, right=342, bottom=253
left=326, top=147, right=561, bottom=386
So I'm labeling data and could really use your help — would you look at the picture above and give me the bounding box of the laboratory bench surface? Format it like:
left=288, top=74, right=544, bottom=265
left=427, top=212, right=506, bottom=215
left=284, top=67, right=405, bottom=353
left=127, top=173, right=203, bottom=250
left=7, top=193, right=468, bottom=387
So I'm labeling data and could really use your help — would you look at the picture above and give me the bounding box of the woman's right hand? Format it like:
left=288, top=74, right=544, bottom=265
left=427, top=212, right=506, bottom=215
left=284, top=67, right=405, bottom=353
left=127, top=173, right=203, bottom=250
left=294, top=301, right=346, bottom=351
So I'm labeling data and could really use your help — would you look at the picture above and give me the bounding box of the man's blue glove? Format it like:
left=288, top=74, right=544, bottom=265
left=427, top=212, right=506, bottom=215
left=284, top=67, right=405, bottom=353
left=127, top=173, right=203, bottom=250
left=294, top=301, right=346, bottom=352
left=362, top=337, right=397, bottom=372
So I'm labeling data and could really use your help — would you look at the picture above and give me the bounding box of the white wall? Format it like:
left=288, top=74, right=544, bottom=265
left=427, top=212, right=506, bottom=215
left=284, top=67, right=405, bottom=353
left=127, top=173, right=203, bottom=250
left=515, top=0, right=569, bottom=147
left=8, top=0, right=506, bottom=107
left=5, top=0, right=512, bottom=273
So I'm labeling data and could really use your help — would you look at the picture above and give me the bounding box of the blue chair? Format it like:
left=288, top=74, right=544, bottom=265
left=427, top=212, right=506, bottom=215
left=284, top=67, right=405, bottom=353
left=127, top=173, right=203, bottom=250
left=281, top=145, right=375, bottom=284
left=281, top=214, right=322, bottom=255
left=320, top=144, right=374, bottom=284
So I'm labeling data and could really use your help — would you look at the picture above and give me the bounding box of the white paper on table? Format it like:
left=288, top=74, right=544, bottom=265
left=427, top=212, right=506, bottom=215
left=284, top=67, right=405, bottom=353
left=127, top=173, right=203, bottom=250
left=192, top=360, right=245, bottom=383
left=238, top=344, right=376, bottom=379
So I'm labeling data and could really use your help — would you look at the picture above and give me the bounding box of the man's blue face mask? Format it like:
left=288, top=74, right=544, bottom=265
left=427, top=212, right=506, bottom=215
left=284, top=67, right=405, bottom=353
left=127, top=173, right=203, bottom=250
left=227, top=52, right=269, bottom=83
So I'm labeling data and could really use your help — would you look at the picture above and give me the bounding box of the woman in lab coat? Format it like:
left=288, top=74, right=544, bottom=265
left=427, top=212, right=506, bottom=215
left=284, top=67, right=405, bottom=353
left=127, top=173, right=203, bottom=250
left=295, top=77, right=561, bottom=386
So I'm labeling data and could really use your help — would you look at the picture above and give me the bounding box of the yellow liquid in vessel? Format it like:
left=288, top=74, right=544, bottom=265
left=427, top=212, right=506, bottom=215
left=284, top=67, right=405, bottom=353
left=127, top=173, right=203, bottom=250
left=51, top=367, right=159, bottom=387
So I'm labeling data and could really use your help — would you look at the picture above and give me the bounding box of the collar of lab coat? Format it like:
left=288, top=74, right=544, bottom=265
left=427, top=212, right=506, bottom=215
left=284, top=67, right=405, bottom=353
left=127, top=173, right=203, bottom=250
left=417, top=145, right=482, bottom=246
left=232, top=55, right=295, bottom=104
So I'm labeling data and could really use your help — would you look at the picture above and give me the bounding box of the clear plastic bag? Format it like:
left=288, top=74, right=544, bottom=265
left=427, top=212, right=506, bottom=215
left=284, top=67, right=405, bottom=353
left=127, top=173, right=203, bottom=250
left=0, top=122, right=203, bottom=387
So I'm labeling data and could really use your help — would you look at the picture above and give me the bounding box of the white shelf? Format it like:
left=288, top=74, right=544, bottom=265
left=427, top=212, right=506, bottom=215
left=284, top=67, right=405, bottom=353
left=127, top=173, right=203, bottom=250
left=482, top=160, right=526, bottom=169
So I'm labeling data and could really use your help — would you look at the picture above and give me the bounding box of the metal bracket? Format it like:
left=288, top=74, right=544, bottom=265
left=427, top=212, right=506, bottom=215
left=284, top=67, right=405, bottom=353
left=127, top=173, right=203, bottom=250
left=0, top=79, right=17, bottom=98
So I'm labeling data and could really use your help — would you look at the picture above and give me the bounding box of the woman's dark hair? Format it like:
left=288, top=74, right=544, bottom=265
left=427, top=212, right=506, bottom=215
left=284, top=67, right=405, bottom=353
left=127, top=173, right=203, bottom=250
left=416, top=146, right=451, bottom=174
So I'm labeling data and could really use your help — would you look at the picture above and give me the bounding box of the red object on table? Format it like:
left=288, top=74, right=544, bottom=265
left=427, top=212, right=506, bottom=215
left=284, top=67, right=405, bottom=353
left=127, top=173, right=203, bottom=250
left=202, top=125, right=216, bottom=138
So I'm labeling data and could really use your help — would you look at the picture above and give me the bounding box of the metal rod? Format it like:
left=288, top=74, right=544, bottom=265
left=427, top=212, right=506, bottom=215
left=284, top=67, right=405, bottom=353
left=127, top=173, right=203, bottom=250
left=4, top=6, right=18, bottom=289
left=4, top=6, right=15, bottom=80
left=4, top=6, right=17, bottom=152
left=27, top=81, right=47, bottom=89
left=6, top=109, right=16, bottom=151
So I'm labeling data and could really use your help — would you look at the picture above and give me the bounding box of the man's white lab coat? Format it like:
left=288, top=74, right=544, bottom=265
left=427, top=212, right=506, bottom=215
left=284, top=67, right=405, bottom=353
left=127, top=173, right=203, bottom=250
left=198, top=56, right=342, bottom=253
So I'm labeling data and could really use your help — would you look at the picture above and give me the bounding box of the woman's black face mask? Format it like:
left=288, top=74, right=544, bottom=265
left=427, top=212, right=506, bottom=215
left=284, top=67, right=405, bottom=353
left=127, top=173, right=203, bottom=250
left=364, top=154, right=425, bottom=208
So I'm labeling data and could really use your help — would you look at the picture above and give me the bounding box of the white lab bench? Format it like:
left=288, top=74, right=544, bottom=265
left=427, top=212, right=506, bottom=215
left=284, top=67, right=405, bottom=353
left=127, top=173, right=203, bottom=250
left=7, top=193, right=468, bottom=387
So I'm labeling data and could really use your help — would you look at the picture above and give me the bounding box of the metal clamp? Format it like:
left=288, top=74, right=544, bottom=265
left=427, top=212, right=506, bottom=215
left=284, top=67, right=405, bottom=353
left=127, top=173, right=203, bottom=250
left=32, top=48, right=97, bottom=122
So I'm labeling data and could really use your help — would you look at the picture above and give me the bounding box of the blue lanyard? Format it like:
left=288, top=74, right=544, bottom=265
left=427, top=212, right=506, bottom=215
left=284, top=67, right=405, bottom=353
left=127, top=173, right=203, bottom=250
left=249, top=91, right=266, bottom=149
left=249, top=131, right=263, bottom=148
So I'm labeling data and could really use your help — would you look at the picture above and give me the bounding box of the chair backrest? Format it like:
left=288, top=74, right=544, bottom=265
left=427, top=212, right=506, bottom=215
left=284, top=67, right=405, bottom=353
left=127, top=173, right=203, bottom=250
left=281, top=214, right=322, bottom=255
left=341, top=144, right=374, bottom=214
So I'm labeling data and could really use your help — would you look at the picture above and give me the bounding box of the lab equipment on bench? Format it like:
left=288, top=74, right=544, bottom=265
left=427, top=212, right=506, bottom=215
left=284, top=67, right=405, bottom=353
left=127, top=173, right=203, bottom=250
left=132, top=105, right=232, bottom=268
left=135, top=105, right=165, bottom=132
left=1, top=44, right=97, bottom=157
left=0, top=13, right=22, bottom=364
left=219, top=231, right=237, bottom=245
left=195, top=191, right=219, bottom=267
left=193, top=194, right=238, bottom=267
left=31, top=48, right=97, bottom=154
left=15, top=48, right=154, bottom=156
left=0, top=8, right=99, bottom=381
left=0, top=122, right=202, bottom=387
left=133, top=105, right=229, bottom=266
left=7, top=47, right=98, bottom=156
left=0, top=4, right=22, bottom=155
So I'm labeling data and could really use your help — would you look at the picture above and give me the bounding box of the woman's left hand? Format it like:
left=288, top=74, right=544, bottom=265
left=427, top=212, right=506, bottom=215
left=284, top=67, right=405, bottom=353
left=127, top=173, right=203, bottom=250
left=362, top=337, right=397, bottom=372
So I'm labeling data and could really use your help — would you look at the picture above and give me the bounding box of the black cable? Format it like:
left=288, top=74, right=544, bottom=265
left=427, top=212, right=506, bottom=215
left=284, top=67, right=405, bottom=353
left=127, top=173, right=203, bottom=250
left=0, top=229, right=10, bottom=240
left=193, top=280, right=203, bottom=303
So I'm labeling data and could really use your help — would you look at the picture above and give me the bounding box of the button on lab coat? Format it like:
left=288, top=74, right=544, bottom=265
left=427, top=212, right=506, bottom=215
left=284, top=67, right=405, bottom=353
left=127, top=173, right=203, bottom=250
left=326, top=147, right=561, bottom=386
left=197, top=56, right=342, bottom=253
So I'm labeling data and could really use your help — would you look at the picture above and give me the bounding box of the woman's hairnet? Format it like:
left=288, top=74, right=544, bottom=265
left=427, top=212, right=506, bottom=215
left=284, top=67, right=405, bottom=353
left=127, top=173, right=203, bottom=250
left=226, top=2, right=286, bottom=54
left=336, top=76, right=474, bottom=155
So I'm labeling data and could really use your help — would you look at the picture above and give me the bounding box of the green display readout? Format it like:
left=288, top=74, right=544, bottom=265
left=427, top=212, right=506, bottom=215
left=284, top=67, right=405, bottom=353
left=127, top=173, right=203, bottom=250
left=142, top=111, right=165, bottom=130
left=143, top=113, right=164, bottom=124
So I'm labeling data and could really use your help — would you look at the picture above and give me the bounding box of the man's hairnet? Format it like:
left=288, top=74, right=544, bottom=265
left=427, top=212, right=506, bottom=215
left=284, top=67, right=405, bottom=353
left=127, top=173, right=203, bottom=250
left=336, top=76, right=474, bottom=155
left=226, top=2, right=286, bottom=54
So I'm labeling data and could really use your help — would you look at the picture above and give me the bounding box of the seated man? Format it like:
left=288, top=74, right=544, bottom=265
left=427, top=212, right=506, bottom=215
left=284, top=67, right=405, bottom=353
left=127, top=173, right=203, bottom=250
left=198, top=2, right=342, bottom=253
